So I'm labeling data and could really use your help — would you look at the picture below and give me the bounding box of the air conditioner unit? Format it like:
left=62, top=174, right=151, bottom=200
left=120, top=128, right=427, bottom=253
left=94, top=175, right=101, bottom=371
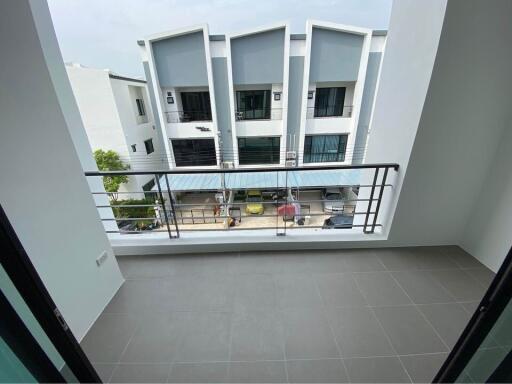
left=285, top=160, right=296, bottom=167
left=221, top=161, right=235, bottom=169
left=286, top=151, right=297, bottom=160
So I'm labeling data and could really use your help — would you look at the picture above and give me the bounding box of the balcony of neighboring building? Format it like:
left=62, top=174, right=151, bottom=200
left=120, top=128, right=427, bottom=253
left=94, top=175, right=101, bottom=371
left=305, top=83, right=355, bottom=135
left=162, top=87, right=215, bottom=139
left=234, top=85, right=284, bottom=137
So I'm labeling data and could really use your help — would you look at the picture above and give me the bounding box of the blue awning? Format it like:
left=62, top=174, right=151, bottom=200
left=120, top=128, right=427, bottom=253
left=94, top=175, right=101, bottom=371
left=152, top=169, right=362, bottom=192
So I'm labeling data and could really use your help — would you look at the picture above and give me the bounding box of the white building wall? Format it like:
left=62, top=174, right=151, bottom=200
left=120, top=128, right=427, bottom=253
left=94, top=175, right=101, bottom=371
left=1, top=0, right=123, bottom=341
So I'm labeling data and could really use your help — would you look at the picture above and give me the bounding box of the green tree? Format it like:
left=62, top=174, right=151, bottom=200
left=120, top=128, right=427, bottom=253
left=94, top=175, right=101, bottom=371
left=94, top=149, right=129, bottom=201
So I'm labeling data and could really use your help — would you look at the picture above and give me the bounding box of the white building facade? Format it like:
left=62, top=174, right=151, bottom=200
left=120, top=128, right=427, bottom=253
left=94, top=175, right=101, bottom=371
left=66, top=63, right=167, bottom=194
left=139, top=21, right=386, bottom=169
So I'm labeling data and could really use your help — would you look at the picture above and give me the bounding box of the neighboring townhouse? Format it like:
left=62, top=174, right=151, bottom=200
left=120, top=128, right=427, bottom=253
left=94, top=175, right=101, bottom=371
left=138, top=21, right=386, bottom=169
left=66, top=63, right=167, bottom=194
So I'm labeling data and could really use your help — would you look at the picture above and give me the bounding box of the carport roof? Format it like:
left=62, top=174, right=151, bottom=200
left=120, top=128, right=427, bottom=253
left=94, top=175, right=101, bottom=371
left=153, top=169, right=362, bottom=192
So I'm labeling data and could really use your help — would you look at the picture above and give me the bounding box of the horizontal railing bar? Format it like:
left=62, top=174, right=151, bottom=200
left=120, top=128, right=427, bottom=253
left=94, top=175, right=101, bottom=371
left=84, top=163, right=399, bottom=176
left=101, top=211, right=375, bottom=221
left=90, top=184, right=393, bottom=194
left=104, top=224, right=382, bottom=234
left=96, top=204, right=162, bottom=208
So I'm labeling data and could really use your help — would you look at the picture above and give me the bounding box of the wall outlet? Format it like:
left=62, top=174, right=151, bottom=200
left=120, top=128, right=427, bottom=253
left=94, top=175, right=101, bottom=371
left=96, top=251, right=108, bottom=267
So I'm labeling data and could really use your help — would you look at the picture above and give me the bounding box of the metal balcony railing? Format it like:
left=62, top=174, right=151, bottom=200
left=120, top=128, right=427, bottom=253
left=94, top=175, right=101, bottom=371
left=306, top=105, right=353, bottom=119
left=85, top=163, right=398, bottom=239
left=165, top=110, right=212, bottom=123
left=235, top=108, right=283, bottom=121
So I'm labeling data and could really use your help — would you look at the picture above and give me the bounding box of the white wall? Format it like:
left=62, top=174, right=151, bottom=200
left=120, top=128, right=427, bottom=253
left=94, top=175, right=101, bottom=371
left=0, top=0, right=124, bottom=341
left=461, top=112, right=512, bottom=271
left=365, top=0, right=512, bottom=272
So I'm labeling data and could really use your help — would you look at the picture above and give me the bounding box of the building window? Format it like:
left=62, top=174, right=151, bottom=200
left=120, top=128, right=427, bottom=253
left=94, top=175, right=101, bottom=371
left=144, top=139, right=154, bottom=154
left=304, top=135, right=348, bottom=163
left=236, top=90, right=271, bottom=120
left=136, top=98, right=146, bottom=116
left=131, top=144, right=137, bottom=152
left=171, top=139, right=216, bottom=167
left=142, top=178, right=156, bottom=200
left=180, top=92, right=212, bottom=121
left=238, top=137, right=280, bottom=165
left=314, top=87, right=346, bottom=117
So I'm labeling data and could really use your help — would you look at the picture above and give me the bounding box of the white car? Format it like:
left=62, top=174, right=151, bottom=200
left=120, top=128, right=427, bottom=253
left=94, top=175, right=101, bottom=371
left=322, top=188, right=345, bottom=213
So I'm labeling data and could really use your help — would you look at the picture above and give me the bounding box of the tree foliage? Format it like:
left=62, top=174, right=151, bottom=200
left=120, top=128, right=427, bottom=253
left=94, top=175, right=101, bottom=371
left=94, top=149, right=129, bottom=199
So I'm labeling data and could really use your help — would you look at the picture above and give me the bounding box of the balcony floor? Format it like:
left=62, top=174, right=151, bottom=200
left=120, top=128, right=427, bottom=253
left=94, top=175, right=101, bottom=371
left=81, top=246, right=495, bottom=383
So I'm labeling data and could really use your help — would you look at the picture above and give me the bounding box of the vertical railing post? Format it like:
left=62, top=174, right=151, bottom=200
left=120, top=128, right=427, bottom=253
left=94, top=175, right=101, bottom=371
left=155, top=173, right=172, bottom=239
left=164, top=174, right=180, bottom=238
left=371, top=166, right=389, bottom=233
left=363, top=167, right=380, bottom=234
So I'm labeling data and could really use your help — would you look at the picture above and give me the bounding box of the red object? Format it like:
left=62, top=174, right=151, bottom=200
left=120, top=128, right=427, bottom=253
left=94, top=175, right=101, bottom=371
left=277, top=204, right=296, bottom=216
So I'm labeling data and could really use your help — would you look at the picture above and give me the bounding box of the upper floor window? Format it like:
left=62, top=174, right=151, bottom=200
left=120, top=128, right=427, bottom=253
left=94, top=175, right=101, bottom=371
left=131, top=144, right=137, bottom=152
left=236, top=90, right=271, bottom=120
left=314, top=87, right=346, bottom=117
left=144, top=138, right=154, bottom=154
left=238, top=137, right=280, bottom=165
left=180, top=92, right=212, bottom=122
left=304, top=134, right=348, bottom=163
left=136, top=98, right=146, bottom=116
left=171, top=139, right=216, bottom=167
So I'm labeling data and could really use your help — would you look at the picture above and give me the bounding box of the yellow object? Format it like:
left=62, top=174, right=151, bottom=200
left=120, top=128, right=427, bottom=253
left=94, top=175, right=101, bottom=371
left=245, top=190, right=264, bottom=214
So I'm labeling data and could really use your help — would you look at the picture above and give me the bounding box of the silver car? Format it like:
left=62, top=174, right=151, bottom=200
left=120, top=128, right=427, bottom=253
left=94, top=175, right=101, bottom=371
left=322, top=188, right=345, bottom=213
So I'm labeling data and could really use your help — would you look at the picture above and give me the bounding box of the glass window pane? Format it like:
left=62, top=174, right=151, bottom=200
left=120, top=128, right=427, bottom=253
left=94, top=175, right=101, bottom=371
left=172, top=139, right=217, bottom=167
left=238, top=137, right=280, bottom=165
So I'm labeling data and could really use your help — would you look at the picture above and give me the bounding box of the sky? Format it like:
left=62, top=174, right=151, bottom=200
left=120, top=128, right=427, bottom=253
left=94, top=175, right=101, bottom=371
left=48, top=0, right=393, bottom=79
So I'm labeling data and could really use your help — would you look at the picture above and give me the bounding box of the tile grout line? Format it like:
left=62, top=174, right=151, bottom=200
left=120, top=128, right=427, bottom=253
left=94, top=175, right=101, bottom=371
left=313, top=271, right=351, bottom=383
left=275, top=273, right=290, bottom=384
left=352, top=272, right=413, bottom=383
left=387, top=273, right=452, bottom=353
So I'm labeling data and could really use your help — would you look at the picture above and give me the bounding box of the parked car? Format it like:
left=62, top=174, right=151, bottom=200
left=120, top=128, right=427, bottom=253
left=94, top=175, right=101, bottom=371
left=322, top=214, right=354, bottom=229
left=245, top=190, right=264, bottom=214
left=322, top=188, right=345, bottom=213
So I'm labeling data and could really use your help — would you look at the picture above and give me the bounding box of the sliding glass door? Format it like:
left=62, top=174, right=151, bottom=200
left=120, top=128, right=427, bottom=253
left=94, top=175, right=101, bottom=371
left=314, top=87, right=346, bottom=117
left=236, top=90, right=271, bottom=120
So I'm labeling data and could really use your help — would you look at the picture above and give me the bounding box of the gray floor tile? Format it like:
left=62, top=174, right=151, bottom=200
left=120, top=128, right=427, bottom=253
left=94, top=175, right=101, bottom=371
left=461, top=301, right=480, bottom=315
left=281, top=308, right=339, bottom=359
left=307, top=252, right=348, bottom=273
left=344, top=356, right=410, bottom=383
left=169, top=254, right=239, bottom=276
left=417, top=303, right=471, bottom=348
left=228, top=361, right=287, bottom=383
left=400, top=353, right=448, bottom=383
left=392, top=270, right=455, bottom=304
left=92, top=364, right=116, bottom=383
left=315, top=273, right=367, bottom=308
left=117, top=255, right=174, bottom=279
left=233, top=274, right=277, bottom=310
left=120, top=313, right=178, bottom=363
left=326, top=307, right=395, bottom=358
left=373, top=306, right=448, bottom=354
left=172, top=311, right=232, bottom=362
left=441, top=246, right=485, bottom=269
left=377, top=247, right=459, bottom=271
left=464, top=267, right=495, bottom=288
left=104, top=279, right=166, bottom=313
left=168, top=362, right=228, bottom=383
left=230, top=310, right=285, bottom=361
left=354, top=272, right=412, bottom=306
left=110, top=363, right=170, bottom=383
left=275, top=273, right=322, bottom=309
left=429, top=269, right=485, bottom=301
left=272, top=253, right=311, bottom=274
left=237, top=253, right=280, bottom=274
left=81, top=312, right=139, bottom=363
left=341, top=249, right=387, bottom=272
left=162, top=273, right=234, bottom=311
left=286, top=359, right=349, bottom=383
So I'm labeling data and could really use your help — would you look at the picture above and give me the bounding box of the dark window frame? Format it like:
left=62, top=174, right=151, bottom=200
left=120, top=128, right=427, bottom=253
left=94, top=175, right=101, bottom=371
left=144, top=138, right=154, bottom=155
left=135, top=98, right=146, bottom=116
left=180, top=91, right=212, bottom=122
left=238, top=137, right=280, bottom=165
left=236, top=90, right=272, bottom=120
left=314, top=87, right=346, bottom=117
left=303, top=134, right=348, bottom=163
left=171, top=138, right=217, bottom=167
left=131, top=144, right=136, bottom=153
